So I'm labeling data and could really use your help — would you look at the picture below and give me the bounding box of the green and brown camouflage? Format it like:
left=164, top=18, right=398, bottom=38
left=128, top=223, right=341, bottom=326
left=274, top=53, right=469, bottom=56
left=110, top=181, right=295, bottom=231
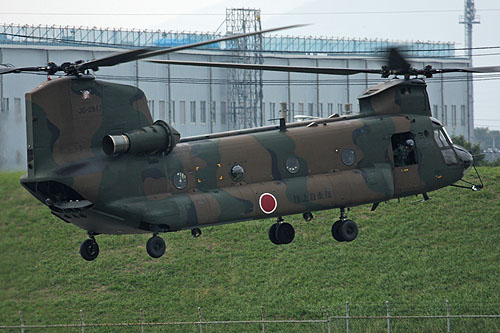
left=20, top=75, right=472, bottom=241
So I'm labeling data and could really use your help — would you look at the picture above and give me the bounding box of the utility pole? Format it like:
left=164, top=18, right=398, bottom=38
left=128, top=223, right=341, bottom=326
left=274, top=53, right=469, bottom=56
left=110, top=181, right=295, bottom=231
left=459, top=0, right=480, bottom=142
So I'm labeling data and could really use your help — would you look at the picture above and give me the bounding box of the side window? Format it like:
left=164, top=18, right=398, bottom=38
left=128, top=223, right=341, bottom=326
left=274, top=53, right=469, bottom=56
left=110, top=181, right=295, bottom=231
left=391, top=132, right=417, bottom=167
left=433, top=129, right=458, bottom=165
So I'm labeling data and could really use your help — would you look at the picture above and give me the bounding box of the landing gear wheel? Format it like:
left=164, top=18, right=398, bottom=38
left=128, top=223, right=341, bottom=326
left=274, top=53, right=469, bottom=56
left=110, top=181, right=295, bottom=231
left=331, top=220, right=345, bottom=242
left=191, top=228, right=202, bottom=238
left=340, top=220, right=358, bottom=242
left=268, top=223, right=281, bottom=245
left=146, top=235, right=166, bottom=258
left=275, top=222, right=295, bottom=245
left=80, top=239, right=99, bottom=261
left=303, top=212, right=313, bottom=222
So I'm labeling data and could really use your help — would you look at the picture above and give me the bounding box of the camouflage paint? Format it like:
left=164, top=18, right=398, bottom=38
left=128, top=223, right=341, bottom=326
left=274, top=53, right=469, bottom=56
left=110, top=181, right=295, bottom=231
left=21, top=76, right=470, bottom=235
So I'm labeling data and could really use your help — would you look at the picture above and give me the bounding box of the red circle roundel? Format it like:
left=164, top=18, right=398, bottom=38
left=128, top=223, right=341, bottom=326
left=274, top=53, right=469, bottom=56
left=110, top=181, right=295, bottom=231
left=259, top=193, right=277, bottom=214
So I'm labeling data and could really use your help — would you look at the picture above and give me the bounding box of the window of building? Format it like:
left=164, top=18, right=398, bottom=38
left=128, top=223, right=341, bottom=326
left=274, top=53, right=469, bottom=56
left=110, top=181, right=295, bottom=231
left=318, top=103, right=323, bottom=118
left=308, top=103, right=314, bottom=116
left=180, top=101, right=186, bottom=125
left=148, top=100, right=155, bottom=119
left=443, top=105, right=448, bottom=126
left=461, top=105, right=466, bottom=126
left=14, top=98, right=21, bottom=114
left=298, top=103, right=304, bottom=115
left=451, top=105, right=457, bottom=127
left=289, top=103, right=294, bottom=122
left=337, top=103, right=343, bottom=115
left=433, top=105, right=438, bottom=119
left=2, top=98, right=9, bottom=112
left=270, top=102, right=276, bottom=122
left=190, top=101, right=196, bottom=124
left=221, top=101, right=227, bottom=125
left=159, top=100, right=166, bottom=120
left=328, top=103, right=334, bottom=116
left=261, top=102, right=265, bottom=124
left=200, top=101, right=206, bottom=124
left=169, top=101, right=175, bottom=124
left=210, top=101, right=216, bottom=124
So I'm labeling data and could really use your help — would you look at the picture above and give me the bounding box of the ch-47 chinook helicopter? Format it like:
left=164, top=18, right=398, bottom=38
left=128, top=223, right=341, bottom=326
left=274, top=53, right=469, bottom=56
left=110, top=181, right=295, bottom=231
left=2, top=26, right=496, bottom=261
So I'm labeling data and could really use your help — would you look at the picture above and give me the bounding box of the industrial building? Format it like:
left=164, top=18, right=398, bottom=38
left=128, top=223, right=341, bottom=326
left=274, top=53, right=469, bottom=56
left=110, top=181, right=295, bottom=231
left=0, top=9, right=471, bottom=170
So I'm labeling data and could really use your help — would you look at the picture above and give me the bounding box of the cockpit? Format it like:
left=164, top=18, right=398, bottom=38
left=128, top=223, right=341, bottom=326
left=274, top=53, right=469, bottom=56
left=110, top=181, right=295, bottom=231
left=431, top=118, right=473, bottom=174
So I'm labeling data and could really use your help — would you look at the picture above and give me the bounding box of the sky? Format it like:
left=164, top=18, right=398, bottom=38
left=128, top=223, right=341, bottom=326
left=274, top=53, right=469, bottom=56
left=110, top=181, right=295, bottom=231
left=2, top=0, right=500, bottom=130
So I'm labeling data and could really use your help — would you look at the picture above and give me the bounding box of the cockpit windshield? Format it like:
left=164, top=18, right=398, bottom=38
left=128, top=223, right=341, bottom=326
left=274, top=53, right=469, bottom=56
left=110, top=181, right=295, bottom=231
left=442, top=127, right=453, bottom=144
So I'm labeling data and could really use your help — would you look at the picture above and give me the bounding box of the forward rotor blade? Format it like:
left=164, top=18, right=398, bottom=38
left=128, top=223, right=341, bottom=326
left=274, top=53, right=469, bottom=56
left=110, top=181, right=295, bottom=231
left=134, top=24, right=307, bottom=61
left=0, top=66, right=46, bottom=75
left=147, top=59, right=382, bottom=76
left=78, top=24, right=306, bottom=72
left=77, top=48, right=155, bottom=71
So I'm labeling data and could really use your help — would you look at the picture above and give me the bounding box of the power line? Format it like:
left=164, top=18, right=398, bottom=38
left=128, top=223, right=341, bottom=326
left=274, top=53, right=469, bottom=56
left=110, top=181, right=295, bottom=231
left=1, top=9, right=500, bottom=16
left=18, top=71, right=500, bottom=84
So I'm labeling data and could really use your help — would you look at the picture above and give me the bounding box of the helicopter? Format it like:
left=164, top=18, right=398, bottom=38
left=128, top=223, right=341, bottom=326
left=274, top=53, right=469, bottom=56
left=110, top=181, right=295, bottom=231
left=2, top=26, right=495, bottom=261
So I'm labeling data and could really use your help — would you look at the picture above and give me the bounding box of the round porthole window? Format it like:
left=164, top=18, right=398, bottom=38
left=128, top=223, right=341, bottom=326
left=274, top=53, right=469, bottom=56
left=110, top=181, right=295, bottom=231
left=230, top=164, right=245, bottom=182
left=341, top=149, right=356, bottom=166
left=286, top=156, right=300, bottom=174
left=173, top=172, right=188, bottom=190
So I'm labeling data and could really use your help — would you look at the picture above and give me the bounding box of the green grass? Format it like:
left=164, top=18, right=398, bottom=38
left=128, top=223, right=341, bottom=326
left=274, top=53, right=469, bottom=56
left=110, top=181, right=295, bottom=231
left=1, top=168, right=500, bottom=332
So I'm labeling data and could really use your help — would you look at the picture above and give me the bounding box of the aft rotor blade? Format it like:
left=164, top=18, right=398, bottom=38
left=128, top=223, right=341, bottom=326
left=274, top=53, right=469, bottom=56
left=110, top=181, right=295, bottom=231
left=78, top=24, right=306, bottom=72
left=439, top=66, right=500, bottom=74
left=387, top=48, right=411, bottom=72
left=147, top=59, right=382, bottom=76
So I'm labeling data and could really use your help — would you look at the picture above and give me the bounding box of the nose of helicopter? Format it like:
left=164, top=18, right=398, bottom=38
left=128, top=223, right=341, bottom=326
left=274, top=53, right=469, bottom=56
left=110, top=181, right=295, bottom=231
left=453, top=144, right=473, bottom=174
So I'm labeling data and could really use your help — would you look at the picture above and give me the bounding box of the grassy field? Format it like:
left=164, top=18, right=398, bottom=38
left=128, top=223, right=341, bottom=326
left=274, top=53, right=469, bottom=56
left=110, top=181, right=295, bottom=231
left=1, top=168, right=499, bottom=332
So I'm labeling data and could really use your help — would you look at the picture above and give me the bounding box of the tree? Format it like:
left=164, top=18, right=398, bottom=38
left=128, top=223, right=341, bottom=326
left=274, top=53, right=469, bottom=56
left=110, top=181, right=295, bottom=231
left=452, top=135, right=486, bottom=165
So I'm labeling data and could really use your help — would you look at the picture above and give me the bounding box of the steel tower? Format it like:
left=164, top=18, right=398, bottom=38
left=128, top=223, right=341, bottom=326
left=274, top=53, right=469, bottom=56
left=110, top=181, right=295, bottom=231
left=225, top=8, right=264, bottom=130
left=459, top=0, right=480, bottom=141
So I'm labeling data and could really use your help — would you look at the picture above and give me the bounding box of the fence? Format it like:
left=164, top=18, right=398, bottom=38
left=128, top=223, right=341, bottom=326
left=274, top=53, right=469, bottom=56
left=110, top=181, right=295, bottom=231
left=2, top=301, right=500, bottom=332
left=0, top=23, right=456, bottom=57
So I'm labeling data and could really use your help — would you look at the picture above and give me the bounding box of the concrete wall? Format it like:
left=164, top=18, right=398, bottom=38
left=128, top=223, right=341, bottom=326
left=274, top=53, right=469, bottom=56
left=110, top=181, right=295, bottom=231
left=0, top=45, right=469, bottom=170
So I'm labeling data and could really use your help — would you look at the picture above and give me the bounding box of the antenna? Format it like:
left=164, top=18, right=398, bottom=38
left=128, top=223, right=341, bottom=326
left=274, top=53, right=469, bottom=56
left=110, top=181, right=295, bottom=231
left=459, top=0, right=480, bottom=142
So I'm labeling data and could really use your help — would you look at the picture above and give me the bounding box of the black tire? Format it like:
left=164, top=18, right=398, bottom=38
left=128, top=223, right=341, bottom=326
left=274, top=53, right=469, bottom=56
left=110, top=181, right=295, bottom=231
left=146, top=236, right=166, bottom=258
left=331, top=220, right=344, bottom=242
left=340, top=220, right=358, bottom=242
left=275, top=222, right=295, bottom=245
left=303, top=212, right=313, bottom=222
left=268, top=223, right=281, bottom=245
left=80, top=239, right=99, bottom=261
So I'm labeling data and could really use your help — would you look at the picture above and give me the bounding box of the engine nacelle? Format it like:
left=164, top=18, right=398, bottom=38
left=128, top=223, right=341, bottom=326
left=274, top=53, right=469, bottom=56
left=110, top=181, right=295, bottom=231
left=102, top=120, right=180, bottom=156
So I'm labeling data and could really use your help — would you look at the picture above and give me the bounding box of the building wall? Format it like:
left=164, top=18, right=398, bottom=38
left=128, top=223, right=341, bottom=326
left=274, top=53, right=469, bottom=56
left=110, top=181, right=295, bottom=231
left=0, top=45, right=470, bottom=170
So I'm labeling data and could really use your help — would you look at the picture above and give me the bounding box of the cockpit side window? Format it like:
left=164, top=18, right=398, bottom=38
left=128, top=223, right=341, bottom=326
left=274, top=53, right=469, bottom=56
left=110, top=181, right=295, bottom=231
left=434, top=129, right=449, bottom=148
left=391, top=132, right=417, bottom=167
left=433, top=128, right=457, bottom=165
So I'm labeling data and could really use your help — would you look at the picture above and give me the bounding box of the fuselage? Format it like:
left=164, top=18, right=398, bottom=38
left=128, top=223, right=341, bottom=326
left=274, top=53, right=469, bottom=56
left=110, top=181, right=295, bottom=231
left=20, top=76, right=469, bottom=235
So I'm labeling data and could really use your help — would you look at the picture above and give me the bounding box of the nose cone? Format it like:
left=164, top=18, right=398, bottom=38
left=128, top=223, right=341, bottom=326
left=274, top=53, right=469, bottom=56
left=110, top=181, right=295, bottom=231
left=453, top=144, right=473, bottom=174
